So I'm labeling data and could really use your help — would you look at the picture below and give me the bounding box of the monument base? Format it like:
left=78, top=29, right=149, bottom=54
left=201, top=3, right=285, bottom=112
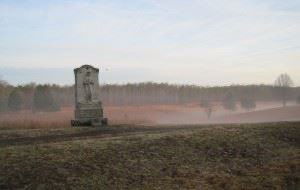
left=72, top=102, right=107, bottom=127
left=71, top=118, right=108, bottom=127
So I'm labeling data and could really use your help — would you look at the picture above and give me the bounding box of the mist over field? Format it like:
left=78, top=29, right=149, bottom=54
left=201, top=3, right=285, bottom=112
left=0, top=80, right=300, bottom=128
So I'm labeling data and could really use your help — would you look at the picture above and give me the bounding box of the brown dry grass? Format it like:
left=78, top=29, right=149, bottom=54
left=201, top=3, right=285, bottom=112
left=0, top=122, right=299, bottom=189
left=0, top=102, right=299, bottom=130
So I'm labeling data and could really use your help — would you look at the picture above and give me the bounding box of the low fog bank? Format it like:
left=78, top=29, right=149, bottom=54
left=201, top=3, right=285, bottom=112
left=153, top=104, right=300, bottom=125
left=132, top=101, right=300, bottom=125
left=0, top=102, right=299, bottom=129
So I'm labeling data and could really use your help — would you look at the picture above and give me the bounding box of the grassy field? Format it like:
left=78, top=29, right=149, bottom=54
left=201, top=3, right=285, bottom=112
left=0, top=122, right=299, bottom=189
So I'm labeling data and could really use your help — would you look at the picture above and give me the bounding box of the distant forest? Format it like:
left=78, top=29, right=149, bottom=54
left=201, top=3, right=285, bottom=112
left=1, top=79, right=300, bottom=112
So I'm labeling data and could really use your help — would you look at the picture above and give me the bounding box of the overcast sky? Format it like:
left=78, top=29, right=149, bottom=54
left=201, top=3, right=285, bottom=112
left=0, top=0, right=299, bottom=86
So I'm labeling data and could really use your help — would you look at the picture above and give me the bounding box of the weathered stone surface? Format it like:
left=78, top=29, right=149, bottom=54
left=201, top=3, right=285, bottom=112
left=71, top=65, right=107, bottom=126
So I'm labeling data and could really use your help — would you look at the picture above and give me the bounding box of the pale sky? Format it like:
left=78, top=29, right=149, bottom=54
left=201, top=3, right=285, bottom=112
left=0, top=0, right=299, bottom=86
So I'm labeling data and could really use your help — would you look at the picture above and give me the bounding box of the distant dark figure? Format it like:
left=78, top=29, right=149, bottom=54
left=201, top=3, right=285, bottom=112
left=200, top=99, right=214, bottom=119
left=205, top=107, right=212, bottom=119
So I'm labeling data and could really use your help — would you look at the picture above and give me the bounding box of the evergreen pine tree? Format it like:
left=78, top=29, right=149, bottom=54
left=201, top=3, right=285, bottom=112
left=33, top=85, right=60, bottom=112
left=8, top=89, right=22, bottom=112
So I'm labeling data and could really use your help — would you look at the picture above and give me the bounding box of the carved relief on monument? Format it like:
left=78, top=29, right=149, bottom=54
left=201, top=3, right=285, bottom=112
left=83, top=71, right=94, bottom=103
left=74, top=65, right=100, bottom=105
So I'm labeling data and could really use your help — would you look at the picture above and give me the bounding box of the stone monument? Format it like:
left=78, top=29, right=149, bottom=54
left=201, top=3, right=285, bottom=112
left=71, top=65, right=107, bottom=126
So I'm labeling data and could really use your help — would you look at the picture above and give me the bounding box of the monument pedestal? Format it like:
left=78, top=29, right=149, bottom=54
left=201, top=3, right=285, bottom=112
left=71, top=101, right=107, bottom=126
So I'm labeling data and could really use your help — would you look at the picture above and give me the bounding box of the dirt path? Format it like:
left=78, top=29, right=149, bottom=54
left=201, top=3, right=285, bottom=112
left=2, top=122, right=300, bottom=147
left=0, top=125, right=211, bottom=147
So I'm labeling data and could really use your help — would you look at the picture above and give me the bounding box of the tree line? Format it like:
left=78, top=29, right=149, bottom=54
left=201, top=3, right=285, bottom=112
left=0, top=74, right=299, bottom=113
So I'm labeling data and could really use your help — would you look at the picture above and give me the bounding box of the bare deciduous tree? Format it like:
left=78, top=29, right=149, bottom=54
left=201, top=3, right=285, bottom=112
left=274, top=73, right=293, bottom=107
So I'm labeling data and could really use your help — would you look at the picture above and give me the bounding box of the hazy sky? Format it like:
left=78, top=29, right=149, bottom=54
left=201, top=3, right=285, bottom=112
left=0, top=0, right=299, bottom=86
